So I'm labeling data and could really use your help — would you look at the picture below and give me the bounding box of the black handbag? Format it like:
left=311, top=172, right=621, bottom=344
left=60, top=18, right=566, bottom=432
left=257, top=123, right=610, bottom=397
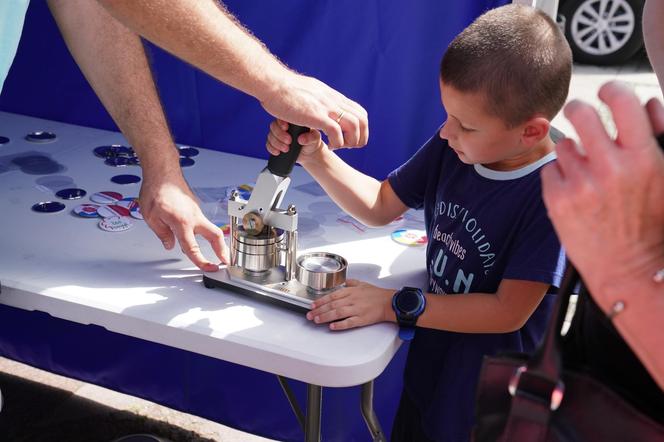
left=472, top=265, right=664, bottom=441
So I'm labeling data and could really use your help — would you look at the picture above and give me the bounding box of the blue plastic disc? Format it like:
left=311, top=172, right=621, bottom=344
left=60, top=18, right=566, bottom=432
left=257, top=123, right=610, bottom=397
left=25, top=131, right=57, bottom=143
left=0, top=136, right=9, bottom=145
left=32, top=201, right=66, bottom=213
left=111, top=174, right=141, bottom=185
left=179, top=157, right=195, bottom=167
left=55, top=188, right=87, bottom=200
left=178, top=146, right=200, bottom=157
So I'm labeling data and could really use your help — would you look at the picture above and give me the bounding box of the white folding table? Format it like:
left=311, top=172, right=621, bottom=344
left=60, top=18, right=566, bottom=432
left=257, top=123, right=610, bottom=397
left=0, top=112, right=427, bottom=441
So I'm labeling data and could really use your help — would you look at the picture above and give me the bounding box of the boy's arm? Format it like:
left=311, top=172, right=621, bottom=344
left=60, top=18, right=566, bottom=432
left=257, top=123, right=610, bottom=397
left=268, top=120, right=408, bottom=226
left=302, top=148, right=408, bottom=227
left=308, top=278, right=550, bottom=333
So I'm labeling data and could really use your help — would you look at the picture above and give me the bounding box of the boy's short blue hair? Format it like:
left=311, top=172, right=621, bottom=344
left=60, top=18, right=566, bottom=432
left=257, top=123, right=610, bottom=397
left=440, top=4, right=572, bottom=128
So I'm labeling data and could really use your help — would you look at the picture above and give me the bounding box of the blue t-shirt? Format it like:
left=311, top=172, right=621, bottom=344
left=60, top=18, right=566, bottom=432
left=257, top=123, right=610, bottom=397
left=388, top=130, right=565, bottom=441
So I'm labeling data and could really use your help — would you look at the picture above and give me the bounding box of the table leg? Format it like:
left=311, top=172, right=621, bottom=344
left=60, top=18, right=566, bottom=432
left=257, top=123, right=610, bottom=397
left=277, top=375, right=305, bottom=431
left=361, top=381, right=387, bottom=442
left=305, top=384, right=322, bottom=442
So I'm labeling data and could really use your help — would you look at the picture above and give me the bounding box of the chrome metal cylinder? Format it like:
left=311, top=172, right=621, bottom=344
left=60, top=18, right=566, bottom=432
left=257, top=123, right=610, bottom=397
left=296, top=252, right=347, bottom=293
left=232, top=227, right=284, bottom=273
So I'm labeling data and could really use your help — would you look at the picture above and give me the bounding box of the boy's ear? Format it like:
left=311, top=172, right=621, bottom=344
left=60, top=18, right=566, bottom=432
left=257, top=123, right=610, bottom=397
left=520, top=116, right=550, bottom=147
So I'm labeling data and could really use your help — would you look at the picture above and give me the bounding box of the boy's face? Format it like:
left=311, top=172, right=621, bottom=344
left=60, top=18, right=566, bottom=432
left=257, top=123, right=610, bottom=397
left=438, top=81, right=531, bottom=170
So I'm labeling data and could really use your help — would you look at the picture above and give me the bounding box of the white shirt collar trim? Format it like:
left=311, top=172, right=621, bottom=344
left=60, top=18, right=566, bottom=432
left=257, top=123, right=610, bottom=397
left=473, top=151, right=557, bottom=181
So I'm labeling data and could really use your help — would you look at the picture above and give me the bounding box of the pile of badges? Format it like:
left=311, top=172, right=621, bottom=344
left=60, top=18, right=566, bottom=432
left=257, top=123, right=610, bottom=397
left=72, top=191, right=143, bottom=232
left=92, top=144, right=200, bottom=168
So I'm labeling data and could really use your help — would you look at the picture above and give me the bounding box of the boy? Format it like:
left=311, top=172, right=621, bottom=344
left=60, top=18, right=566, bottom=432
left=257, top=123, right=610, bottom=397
left=267, top=4, right=571, bottom=441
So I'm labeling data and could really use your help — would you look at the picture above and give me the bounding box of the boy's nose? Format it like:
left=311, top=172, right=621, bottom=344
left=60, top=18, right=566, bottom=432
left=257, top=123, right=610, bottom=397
left=439, top=121, right=451, bottom=140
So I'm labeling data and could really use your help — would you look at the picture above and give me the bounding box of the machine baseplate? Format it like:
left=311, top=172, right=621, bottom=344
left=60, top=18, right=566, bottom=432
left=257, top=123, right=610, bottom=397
left=203, top=266, right=326, bottom=312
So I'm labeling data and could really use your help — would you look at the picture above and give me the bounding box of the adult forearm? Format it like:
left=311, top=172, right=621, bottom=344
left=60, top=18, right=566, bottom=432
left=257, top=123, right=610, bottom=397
left=48, top=0, right=180, bottom=176
left=592, top=274, right=664, bottom=390
left=643, top=0, right=664, bottom=92
left=96, top=0, right=287, bottom=103
left=302, top=149, right=390, bottom=226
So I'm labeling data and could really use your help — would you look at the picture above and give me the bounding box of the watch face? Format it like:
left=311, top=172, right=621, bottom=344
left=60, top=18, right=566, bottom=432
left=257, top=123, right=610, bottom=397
left=396, top=290, right=423, bottom=315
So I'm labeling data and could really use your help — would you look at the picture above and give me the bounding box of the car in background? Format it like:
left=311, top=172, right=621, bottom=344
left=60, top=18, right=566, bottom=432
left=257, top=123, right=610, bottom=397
left=557, top=0, right=645, bottom=65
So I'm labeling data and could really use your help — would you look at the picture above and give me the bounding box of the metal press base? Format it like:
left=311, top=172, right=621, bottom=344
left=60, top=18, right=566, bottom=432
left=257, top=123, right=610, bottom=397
left=203, top=266, right=328, bottom=312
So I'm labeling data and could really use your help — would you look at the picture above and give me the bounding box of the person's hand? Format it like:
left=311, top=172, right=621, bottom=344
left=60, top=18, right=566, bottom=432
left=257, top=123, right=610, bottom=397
left=541, top=81, right=664, bottom=304
left=260, top=72, right=369, bottom=149
left=306, top=279, right=395, bottom=331
left=266, top=119, right=327, bottom=165
left=139, top=170, right=230, bottom=272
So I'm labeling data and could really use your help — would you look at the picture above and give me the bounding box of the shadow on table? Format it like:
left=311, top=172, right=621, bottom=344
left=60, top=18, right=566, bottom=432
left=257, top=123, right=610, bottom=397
left=0, top=370, right=217, bottom=442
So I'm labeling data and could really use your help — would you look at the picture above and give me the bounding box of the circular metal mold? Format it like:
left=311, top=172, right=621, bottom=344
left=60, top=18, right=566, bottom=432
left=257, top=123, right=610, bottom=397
left=0, top=136, right=10, bottom=145
left=178, top=146, right=200, bottom=157
left=31, top=201, right=66, bottom=213
left=55, top=187, right=87, bottom=200
left=233, top=226, right=284, bottom=245
left=296, top=252, right=347, bottom=292
left=25, top=131, right=57, bottom=143
left=111, top=174, right=141, bottom=185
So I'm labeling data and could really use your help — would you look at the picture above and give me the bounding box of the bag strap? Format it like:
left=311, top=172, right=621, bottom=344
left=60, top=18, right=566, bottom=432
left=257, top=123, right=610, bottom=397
left=498, top=263, right=580, bottom=442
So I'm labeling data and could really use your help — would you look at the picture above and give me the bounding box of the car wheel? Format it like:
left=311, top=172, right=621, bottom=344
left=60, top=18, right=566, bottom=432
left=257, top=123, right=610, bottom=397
left=558, top=0, right=644, bottom=65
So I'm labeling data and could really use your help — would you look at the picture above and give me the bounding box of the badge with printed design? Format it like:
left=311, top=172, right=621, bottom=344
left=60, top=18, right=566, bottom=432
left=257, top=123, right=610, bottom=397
left=97, top=204, right=131, bottom=218
left=391, top=229, right=428, bottom=246
left=98, top=216, right=133, bottom=232
left=130, top=204, right=143, bottom=220
left=117, top=197, right=139, bottom=210
left=73, top=203, right=101, bottom=218
left=90, top=191, right=123, bottom=204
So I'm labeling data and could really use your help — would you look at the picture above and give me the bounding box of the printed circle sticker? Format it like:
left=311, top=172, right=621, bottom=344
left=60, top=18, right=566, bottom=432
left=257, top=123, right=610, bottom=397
left=90, top=191, right=123, bottom=204
left=73, top=203, right=101, bottom=218
left=391, top=229, right=428, bottom=247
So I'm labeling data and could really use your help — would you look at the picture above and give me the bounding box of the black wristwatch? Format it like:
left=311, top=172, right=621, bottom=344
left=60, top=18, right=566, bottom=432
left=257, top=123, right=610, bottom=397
left=392, top=286, right=426, bottom=341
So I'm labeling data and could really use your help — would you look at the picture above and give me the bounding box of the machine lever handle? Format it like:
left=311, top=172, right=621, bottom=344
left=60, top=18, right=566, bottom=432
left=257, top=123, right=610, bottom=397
left=267, top=124, right=309, bottom=177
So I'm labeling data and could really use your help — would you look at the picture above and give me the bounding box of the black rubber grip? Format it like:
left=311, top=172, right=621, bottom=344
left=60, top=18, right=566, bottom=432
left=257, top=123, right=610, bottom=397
left=267, top=124, right=309, bottom=177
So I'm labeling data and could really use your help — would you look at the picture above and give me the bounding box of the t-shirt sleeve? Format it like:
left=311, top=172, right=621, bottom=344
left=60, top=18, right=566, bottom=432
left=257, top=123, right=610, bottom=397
left=387, top=133, right=444, bottom=210
left=503, top=194, right=565, bottom=289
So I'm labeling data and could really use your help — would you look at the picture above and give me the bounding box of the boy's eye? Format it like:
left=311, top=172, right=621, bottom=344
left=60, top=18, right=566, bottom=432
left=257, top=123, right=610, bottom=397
left=459, top=125, right=473, bottom=132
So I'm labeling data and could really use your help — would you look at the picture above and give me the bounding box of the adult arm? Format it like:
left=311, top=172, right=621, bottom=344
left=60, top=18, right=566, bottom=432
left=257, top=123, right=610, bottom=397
left=643, top=0, right=664, bottom=92
left=541, top=81, right=664, bottom=389
left=48, top=0, right=229, bottom=271
left=95, top=0, right=368, bottom=149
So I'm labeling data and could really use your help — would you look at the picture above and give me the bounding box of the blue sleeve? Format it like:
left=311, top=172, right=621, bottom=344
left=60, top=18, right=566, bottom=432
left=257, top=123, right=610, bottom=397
left=387, top=132, right=445, bottom=209
left=503, top=191, right=565, bottom=289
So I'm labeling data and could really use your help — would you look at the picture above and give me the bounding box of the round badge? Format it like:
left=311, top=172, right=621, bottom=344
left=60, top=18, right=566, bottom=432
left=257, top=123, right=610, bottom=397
left=31, top=201, right=66, bottom=213
left=25, top=131, right=57, bottom=143
left=97, top=204, right=131, bottom=218
left=217, top=223, right=230, bottom=235
left=178, top=146, right=200, bottom=157
left=127, top=157, right=140, bottom=166
left=55, top=187, right=87, bottom=200
left=111, top=174, right=141, bottom=185
left=117, top=197, right=139, bottom=210
left=105, top=157, right=130, bottom=167
left=90, top=191, right=123, bottom=204
left=179, top=157, right=195, bottom=167
left=98, top=216, right=133, bottom=232
left=0, top=136, right=10, bottom=145
left=73, top=203, right=101, bottom=218
left=130, top=204, right=143, bottom=220
left=391, top=229, right=428, bottom=246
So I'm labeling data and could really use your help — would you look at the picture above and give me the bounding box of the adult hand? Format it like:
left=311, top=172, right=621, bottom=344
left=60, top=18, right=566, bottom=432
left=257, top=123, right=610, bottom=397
left=541, top=81, right=664, bottom=303
left=139, top=170, right=230, bottom=272
left=260, top=72, right=369, bottom=149
left=306, top=279, right=395, bottom=331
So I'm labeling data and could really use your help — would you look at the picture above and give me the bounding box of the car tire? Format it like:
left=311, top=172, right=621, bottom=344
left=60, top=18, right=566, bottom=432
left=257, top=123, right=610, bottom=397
left=558, top=0, right=644, bottom=65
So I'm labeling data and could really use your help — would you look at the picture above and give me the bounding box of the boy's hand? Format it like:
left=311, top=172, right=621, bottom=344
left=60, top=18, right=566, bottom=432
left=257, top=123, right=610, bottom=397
left=306, top=279, right=395, bottom=331
left=266, top=119, right=326, bottom=164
